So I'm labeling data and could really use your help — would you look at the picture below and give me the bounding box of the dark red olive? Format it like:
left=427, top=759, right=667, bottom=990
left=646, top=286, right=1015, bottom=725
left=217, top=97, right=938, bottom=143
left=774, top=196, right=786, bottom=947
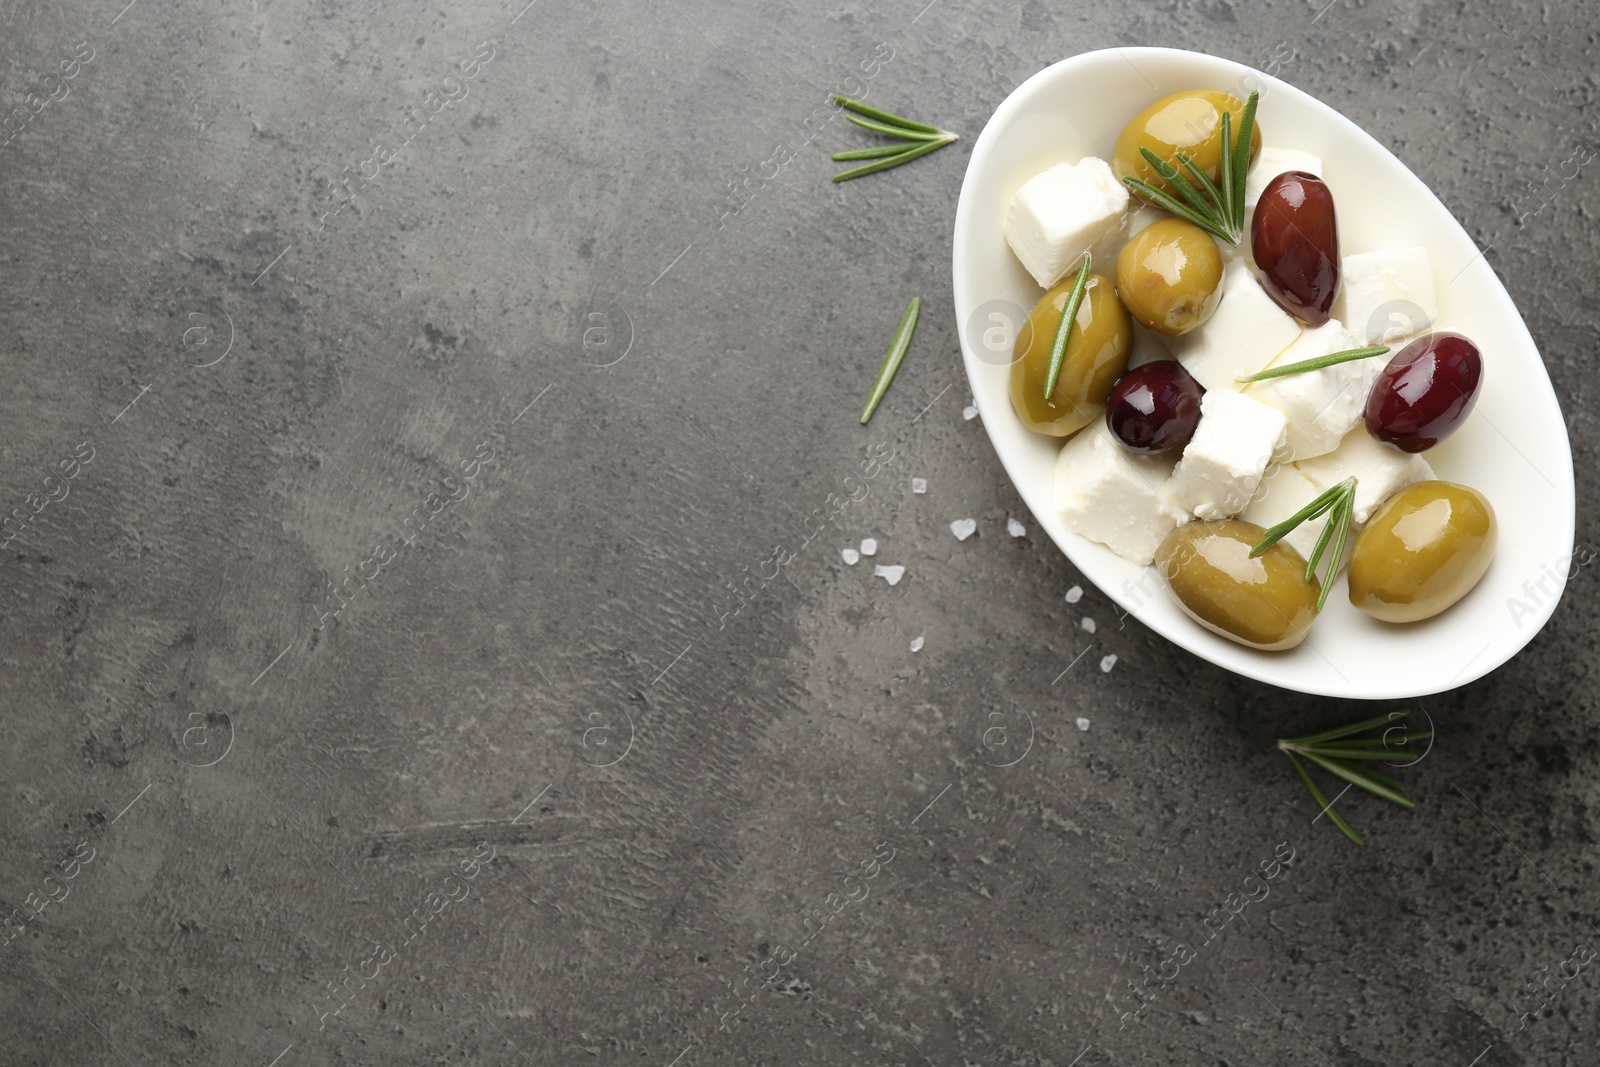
left=1251, top=171, right=1340, bottom=325
left=1364, top=331, right=1482, bottom=453
left=1105, top=360, right=1205, bottom=454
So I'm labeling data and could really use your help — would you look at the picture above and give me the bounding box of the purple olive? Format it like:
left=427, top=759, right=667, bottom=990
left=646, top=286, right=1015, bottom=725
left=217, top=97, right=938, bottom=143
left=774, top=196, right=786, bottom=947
left=1105, top=360, right=1205, bottom=454
left=1251, top=171, right=1340, bottom=326
left=1364, top=332, right=1483, bottom=453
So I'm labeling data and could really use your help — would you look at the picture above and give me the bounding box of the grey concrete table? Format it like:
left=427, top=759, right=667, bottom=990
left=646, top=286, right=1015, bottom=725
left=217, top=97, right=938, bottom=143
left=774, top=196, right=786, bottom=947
left=1, top=1, right=1596, bottom=1064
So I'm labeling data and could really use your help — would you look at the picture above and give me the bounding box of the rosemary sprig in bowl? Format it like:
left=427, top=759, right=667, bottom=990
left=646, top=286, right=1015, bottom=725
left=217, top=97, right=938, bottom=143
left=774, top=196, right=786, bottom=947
left=1279, top=711, right=1432, bottom=844
left=831, top=97, right=959, bottom=182
left=1043, top=252, right=1093, bottom=399
left=1236, top=346, right=1390, bottom=384
left=1250, top=476, right=1356, bottom=611
left=1121, top=90, right=1259, bottom=244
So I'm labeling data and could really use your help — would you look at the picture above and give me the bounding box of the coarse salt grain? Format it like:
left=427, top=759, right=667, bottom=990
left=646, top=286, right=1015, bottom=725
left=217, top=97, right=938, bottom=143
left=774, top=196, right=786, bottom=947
left=912, top=477, right=927, bottom=494
left=1075, top=717, right=1091, bottom=732
left=1065, top=585, right=1083, bottom=604
left=860, top=538, right=878, bottom=557
left=874, top=564, right=905, bottom=586
left=950, top=519, right=977, bottom=541
left=909, top=636, right=924, bottom=652
left=1081, top=617, right=1097, bottom=634
left=1100, top=654, right=1118, bottom=673
left=1006, top=517, right=1026, bottom=538
left=962, top=404, right=979, bottom=421
left=842, top=548, right=859, bottom=565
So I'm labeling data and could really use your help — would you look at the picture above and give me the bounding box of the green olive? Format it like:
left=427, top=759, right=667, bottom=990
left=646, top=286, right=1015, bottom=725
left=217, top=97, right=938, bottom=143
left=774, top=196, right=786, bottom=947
left=1113, top=89, right=1263, bottom=196
left=1009, top=273, right=1131, bottom=436
left=1115, top=219, right=1224, bottom=335
left=1156, top=519, right=1320, bottom=651
left=1348, top=481, right=1496, bottom=623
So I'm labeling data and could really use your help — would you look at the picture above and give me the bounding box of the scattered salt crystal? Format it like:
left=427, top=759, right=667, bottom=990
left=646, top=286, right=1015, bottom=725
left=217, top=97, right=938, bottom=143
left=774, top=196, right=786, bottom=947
left=950, top=519, right=977, bottom=541
left=859, top=538, right=878, bottom=557
left=1065, top=585, right=1083, bottom=604
left=1100, top=654, right=1118, bottom=673
left=911, top=477, right=927, bottom=494
left=1006, top=517, right=1026, bottom=538
left=842, top=548, right=860, bottom=565
left=874, top=564, right=905, bottom=586
left=909, top=636, right=924, bottom=653
left=962, top=404, right=979, bottom=421
left=1080, top=617, right=1097, bottom=634
left=1075, top=717, right=1091, bottom=732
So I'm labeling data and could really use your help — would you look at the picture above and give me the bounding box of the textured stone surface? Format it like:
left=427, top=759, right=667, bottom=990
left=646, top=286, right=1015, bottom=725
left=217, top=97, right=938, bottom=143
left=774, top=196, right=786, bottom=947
left=1, top=1, right=1597, bottom=1064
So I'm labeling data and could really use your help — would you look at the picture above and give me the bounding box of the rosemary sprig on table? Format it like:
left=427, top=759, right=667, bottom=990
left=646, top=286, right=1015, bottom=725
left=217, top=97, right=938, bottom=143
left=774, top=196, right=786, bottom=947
left=1121, top=90, right=1259, bottom=244
left=859, top=296, right=921, bottom=424
left=1279, top=711, right=1432, bottom=845
left=1237, top=346, right=1390, bottom=384
left=1249, top=477, right=1356, bottom=611
left=831, top=97, right=958, bottom=182
left=1043, top=252, right=1093, bottom=400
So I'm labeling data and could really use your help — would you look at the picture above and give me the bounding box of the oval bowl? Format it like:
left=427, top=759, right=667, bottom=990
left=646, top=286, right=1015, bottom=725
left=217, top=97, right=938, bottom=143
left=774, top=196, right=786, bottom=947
left=952, top=46, right=1575, bottom=699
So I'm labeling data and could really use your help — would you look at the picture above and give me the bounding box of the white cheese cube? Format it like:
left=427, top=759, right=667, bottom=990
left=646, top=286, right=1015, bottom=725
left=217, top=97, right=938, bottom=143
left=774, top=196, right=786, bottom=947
left=1335, top=247, right=1438, bottom=344
left=1005, top=158, right=1129, bottom=290
left=1295, top=428, right=1435, bottom=524
left=1241, top=463, right=1334, bottom=564
left=1168, top=390, right=1287, bottom=521
left=1245, top=319, right=1381, bottom=462
left=1244, top=148, right=1324, bottom=210
left=1054, top=423, right=1184, bottom=565
left=1167, top=261, right=1302, bottom=391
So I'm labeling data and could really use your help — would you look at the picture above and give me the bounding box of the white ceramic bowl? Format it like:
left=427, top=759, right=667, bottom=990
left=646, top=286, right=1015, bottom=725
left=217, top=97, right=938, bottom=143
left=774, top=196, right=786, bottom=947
left=953, top=46, right=1575, bottom=699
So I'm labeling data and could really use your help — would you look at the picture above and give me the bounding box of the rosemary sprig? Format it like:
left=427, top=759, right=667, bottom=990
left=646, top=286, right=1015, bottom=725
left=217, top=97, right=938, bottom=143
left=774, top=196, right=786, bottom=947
left=831, top=96, right=958, bottom=183
left=1237, top=346, right=1390, bottom=384
left=1121, top=90, right=1259, bottom=244
left=1278, top=711, right=1432, bottom=844
left=859, top=296, right=920, bottom=424
left=1043, top=253, right=1093, bottom=400
left=1249, top=477, right=1356, bottom=611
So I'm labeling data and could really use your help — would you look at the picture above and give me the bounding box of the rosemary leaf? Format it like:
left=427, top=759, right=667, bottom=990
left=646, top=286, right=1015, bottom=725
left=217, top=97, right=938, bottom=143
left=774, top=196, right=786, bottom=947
left=832, top=95, right=944, bottom=136
left=832, top=144, right=917, bottom=161
left=1232, top=91, right=1260, bottom=226
left=1303, top=499, right=1341, bottom=584
left=1295, top=746, right=1421, bottom=762
left=1175, top=152, right=1227, bottom=222
left=1139, top=147, right=1223, bottom=230
left=1121, top=177, right=1233, bottom=243
left=1249, top=482, right=1345, bottom=557
left=859, top=297, right=920, bottom=424
left=1287, top=712, right=1407, bottom=746
left=1218, top=110, right=1236, bottom=232
left=1043, top=253, right=1093, bottom=400
left=1237, top=346, right=1391, bottom=383
left=1299, top=751, right=1417, bottom=810
left=1317, top=494, right=1354, bottom=611
left=844, top=112, right=947, bottom=141
left=1285, top=752, right=1363, bottom=845
left=832, top=137, right=954, bottom=182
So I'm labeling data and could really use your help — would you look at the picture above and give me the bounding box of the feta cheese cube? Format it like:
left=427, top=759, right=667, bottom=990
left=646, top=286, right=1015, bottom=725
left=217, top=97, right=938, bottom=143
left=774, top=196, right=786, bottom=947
left=1055, top=423, right=1184, bottom=565
left=1241, top=463, right=1334, bottom=564
left=1167, top=261, right=1302, bottom=391
left=1336, top=247, right=1438, bottom=344
left=1244, top=148, right=1324, bottom=210
left=1005, top=158, right=1129, bottom=289
left=1295, top=428, right=1435, bottom=524
left=1245, top=319, right=1381, bottom=461
left=1168, top=390, right=1287, bottom=521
